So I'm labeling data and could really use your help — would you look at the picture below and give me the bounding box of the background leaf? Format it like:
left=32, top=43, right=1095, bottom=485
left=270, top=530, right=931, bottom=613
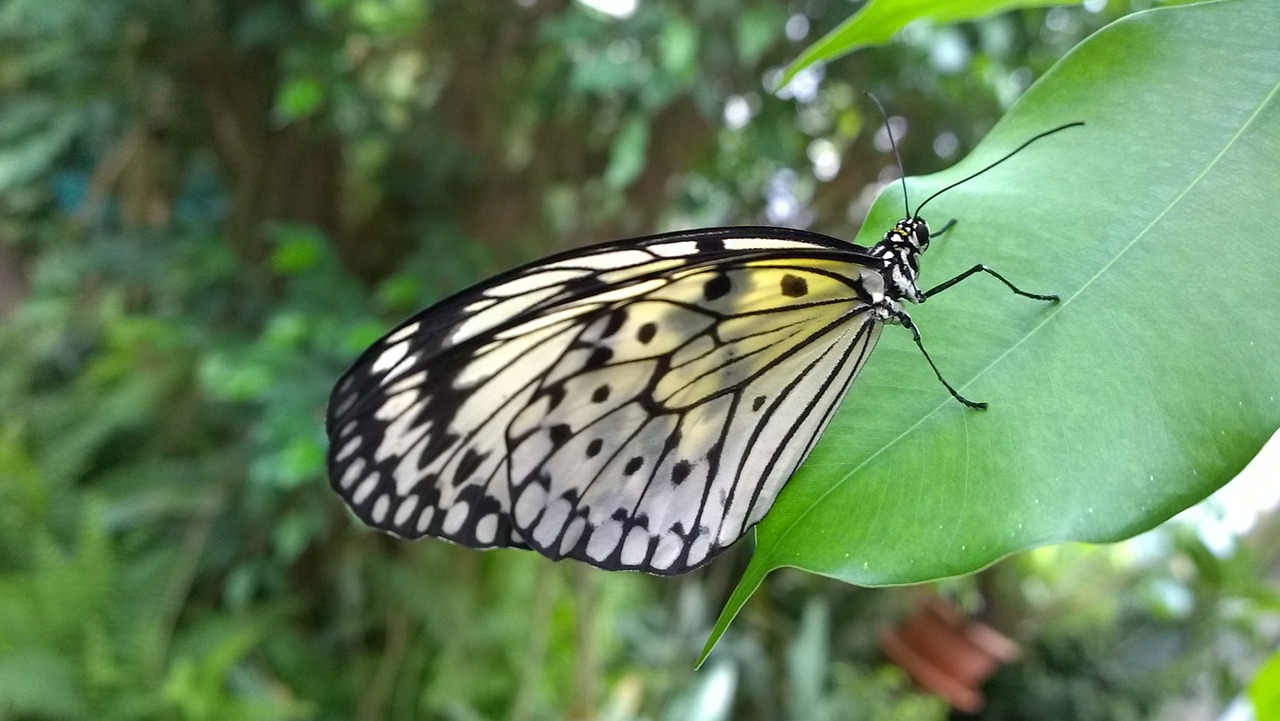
left=778, top=0, right=1079, bottom=88
left=706, top=0, right=1280, bottom=659
left=1251, top=651, right=1280, bottom=721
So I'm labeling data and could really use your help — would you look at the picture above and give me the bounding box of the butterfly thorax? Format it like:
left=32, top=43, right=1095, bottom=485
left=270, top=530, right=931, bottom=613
left=870, top=216, right=931, bottom=305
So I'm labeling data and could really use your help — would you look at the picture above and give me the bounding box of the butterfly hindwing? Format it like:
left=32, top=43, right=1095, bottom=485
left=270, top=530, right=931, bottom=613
left=326, top=246, right=641, bottom=547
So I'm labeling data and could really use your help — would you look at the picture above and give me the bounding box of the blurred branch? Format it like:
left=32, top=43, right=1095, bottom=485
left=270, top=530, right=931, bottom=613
left=510, top=562, right=558, bottom=721
left=0, top=243, right=27, bottom=318
left=177, top=1, right=345, bottom=284
left=82, top=79, right=179, bottom=230
left=1245, top=507, right=1280, bottom=586
left=357, top=609, right=412, bottom=721
left=571, top=564, right=600, bottom=720
left=148, top=485, right=229, bottom=681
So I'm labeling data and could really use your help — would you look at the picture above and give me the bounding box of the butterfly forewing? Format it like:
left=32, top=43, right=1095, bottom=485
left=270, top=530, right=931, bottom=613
left=328, top=228, right=886, bottom=573
left=327, top=255, right=623, bottom=547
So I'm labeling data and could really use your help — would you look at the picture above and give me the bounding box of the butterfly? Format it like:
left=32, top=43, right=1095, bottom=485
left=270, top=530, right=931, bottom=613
left=326, top=120, right=1081, bottom=574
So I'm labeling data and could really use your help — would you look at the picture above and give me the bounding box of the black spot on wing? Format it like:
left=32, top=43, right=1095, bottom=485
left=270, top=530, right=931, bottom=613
left=586, top=347, right=613, bottom=368
left=706, top=441, right=723, bottom=466
left=637, top=322, right=657, bottom=344
left=601, top=309, right=627, bottom=338
left=545, top=384, right=566, bottom=410
left=453, top=448, right=485, bottom=485
left=780, top=273, right=808, bottom=298
left=703, top=274, right=731, bottom=301
left=549, top=424, right=572, bottom=446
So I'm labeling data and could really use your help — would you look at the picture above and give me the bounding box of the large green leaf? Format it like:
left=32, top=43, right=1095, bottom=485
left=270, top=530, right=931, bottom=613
left=778, top=0, right=1079, bottom=88
left=704, top=0, right=1280, bottom=661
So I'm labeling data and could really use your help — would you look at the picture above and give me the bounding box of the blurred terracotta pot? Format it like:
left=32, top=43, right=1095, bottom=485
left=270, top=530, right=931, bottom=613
left=879, top=596, right=1019, bottom=713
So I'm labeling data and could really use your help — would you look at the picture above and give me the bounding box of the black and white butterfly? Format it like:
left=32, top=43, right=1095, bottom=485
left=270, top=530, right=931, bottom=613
left=326, top=121, right=1080, bottom=574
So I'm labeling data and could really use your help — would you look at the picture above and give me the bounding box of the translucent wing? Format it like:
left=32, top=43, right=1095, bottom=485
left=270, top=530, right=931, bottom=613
left=327, top=227, right=886, bottom=573
left=327, top=233, right=702, bottom=548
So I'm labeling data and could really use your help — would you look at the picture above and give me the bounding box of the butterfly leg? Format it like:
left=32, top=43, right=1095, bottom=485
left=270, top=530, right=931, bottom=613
left=923, top=264, right=1058, bottom=302
left=890, top=310, right=987, bottom=410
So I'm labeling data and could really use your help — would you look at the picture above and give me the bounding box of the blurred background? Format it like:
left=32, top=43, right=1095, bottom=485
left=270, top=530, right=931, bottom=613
left=1, top=0, right=1277, bottom=719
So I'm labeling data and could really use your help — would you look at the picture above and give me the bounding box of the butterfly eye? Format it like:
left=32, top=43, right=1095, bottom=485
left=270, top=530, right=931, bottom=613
left=912, top=225, right=930, bottom=249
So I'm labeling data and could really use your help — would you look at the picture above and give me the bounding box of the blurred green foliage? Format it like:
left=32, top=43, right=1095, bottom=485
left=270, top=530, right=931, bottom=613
left=1, top=0, right=1275, bottom=718
left=1251, top=651, right=1280, bottom=721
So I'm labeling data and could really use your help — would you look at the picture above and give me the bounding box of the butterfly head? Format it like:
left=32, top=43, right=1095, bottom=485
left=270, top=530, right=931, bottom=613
left=875, top=217, right=930, bottom=302
left=893, top=216, right=931, bottom=251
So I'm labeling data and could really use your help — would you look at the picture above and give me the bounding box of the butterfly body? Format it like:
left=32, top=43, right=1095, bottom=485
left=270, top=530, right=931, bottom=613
left=327, top=218, right=934, bottom=574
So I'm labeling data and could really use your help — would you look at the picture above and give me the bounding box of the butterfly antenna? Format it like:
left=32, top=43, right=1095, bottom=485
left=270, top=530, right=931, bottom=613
left=865, top=93, right=910, bottom=218
left=913, top=121, right=1084, bottom=218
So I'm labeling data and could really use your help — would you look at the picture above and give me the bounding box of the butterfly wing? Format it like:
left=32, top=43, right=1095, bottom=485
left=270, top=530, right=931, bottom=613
left=327, top=227, right=886, bottom=572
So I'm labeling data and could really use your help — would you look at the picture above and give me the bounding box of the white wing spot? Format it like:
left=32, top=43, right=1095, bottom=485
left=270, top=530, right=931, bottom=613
left=386, top=370, right=428, bottom=394
left=475, top=514, right=498, bottom=544
left=372, top=341, right=410, bottom=373
left=416, top=506, right=436, bottom=533
left=386, top=322, right=421, bottom=343
left=463, top=297, right=497, bottom=312
left=375, top=412, right=430, bottom=463
left=485, top=268, right=590, bottom=297
left=340, top=458, right=366, bottom=489
left=450, top=287, right=561, bottom=345
left=651, top=534, right=683, bottom=571
left=442, top=502, right=471, bottom=535
left=514, top=485, right=548, bottom=527
left=723, top=238, right=817, bottom=251
left=544, top=249, right=652, bottom=270
left=334, top=392, right=357, bottom=417
left=620, top=527, right=650, bottom=566
left=532, top=498, right=571, bottom=547
left=372, top=494, right=390, bottom=523
left=374, top=389, right=419, bottom=421
left=688, top=532, right=711, bottom=566
left=353, top=472, right=380, bottom=504
left=586, top=520, right=623, bottom=561
left=560, top=517, right=587, bottom=555
left=650, top=241, right=698, bottom=257
left=335, top=436, right=361, bottom=462
left=394, top=495, right=420, bottom=526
